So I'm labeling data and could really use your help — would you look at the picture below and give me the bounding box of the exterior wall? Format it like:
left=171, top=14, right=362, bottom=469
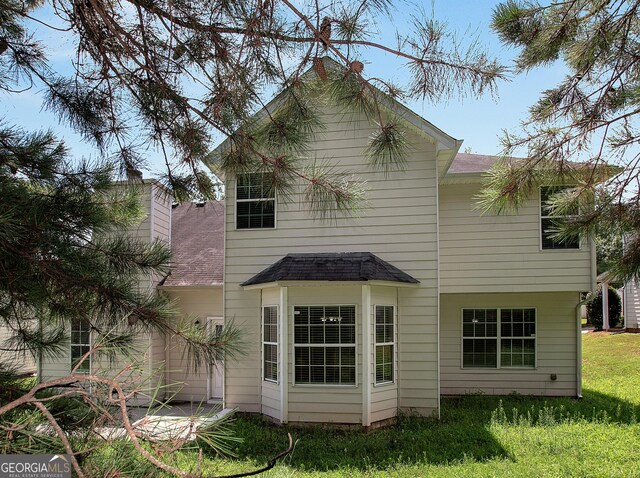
left=0, top=326, right=36, bottom=375
left=440, top=292, right=579, bottom=396
left=370, top=286, right=398, bottom=423
left=163, top=287, right=223, bottom=402
left=439, top=183, right=593, bottom=293
left=39, top=324, right=71, bottom=382
left=623, top=281, right=640, bottom=328
left=224, top=104, right=440, bottom=420
left=260, top=288, right=281, bottom=421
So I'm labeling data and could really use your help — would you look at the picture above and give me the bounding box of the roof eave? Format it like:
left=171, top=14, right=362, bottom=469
left=241, top=279, right=420, bottom=290
left=441, top=172, right=487, bottom=184
left=437, top=140, right=464, bottom=179
left=158, top=283, right=223, bottom=290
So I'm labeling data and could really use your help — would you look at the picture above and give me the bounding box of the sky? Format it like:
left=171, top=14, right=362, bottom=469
left=1, top=0, right=569, bottom=174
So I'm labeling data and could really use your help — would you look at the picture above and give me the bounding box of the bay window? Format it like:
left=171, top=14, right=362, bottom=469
left=294, top=305, right=356, bottom=385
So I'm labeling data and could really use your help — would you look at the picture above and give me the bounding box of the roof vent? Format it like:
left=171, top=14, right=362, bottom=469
left=195, top=201, right=206, bottom=208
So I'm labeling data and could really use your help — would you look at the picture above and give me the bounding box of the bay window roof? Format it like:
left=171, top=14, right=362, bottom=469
left=241, top=252, right=419, bottom=287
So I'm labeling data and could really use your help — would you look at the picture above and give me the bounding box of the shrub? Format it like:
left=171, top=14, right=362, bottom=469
left=587, top=286, right=622, bottom=330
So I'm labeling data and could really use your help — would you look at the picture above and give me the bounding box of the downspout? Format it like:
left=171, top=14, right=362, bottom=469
left=148, top=182, right=156, bottom=397
left=574, top=294, right=589, bottom=399
left=575, top=236, right=599, bottom=399
left=435, top=156, right=442, bottom=420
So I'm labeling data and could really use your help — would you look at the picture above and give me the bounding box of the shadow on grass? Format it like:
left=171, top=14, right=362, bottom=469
left=216, top=388, right=637, bottom=472
left=224, top=412, right=510, bottom=472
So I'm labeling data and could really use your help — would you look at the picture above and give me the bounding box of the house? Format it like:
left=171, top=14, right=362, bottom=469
left=622, top=280, right=640, bottom=330
left=38, top=73, right=596, bottom=427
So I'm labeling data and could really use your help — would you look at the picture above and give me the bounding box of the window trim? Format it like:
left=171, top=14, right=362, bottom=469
left=539, top=185, right=580, bottom=251
left=460, top=307, right=537, bottom=370
left=262, top=305, right=279, bottom=383
left=292, top=304, right=358, bottom=388
left=70, top=318, right=91, bottom=374
left=235, top=172, right=276, bottom=230
left=374, top=304, right=396, bottom=386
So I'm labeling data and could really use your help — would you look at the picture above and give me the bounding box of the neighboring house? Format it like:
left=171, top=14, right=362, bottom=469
left=623, top=280, right=640, bottom=330
left=39, top=74, right=598, bottom=426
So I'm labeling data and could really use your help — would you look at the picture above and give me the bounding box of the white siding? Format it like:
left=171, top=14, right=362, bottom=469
left=224, top=106, right=440, bottom=421
left=624, top=281, right=640, bottom=329
left=0, top=326, right=36, bottom=375
left=260, top=288, right=281, bottom=421
left=370, top=286, right=398, bottom=423
left=163, top=288, right=223, bottom=402
left=440, top=292, right=579, bottom=396
left=39, top=323, right=71, bottom=382
left=439, top=183, right=593, bottom=293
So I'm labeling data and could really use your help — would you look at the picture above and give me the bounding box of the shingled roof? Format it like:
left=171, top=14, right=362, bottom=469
left=161, top=201, right=224, bottom=287
left=241, top=252, right=419, bottom=287
left=446, top=153, right=521, bottom=174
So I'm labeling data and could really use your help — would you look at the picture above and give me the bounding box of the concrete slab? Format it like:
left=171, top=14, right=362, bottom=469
left=130, top=404, right=233, bottom=442
left=35, top=402, right=233, bottom=443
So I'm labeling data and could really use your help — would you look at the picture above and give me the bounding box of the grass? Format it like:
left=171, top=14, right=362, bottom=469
left=160, top=333, right=640, bottom=476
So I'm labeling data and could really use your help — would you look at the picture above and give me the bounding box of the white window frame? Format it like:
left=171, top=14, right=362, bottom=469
left=235, top=172, right=276, bottom=230
left=539, top=185, right=580, bottom=251
left=460, top=307, right=537, bottom=370
left=292, top=304, right=358, bottom=387
left=70, top=318, right=91, bottom=374
left=262, top=305, right=279, bottom=383
left=374, top=304, right=396, bottom=386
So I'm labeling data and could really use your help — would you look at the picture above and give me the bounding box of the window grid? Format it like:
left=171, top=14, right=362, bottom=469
left=236, top=173, right=275, bottom=229
left=375, top=305, right=395, bottom=385
left=263, top=306, right=278, bottom=382
left=71, top=318, right=91, bottom=374
left=294, top=305, right=356, bottom=385
left=462, top=308, right=536, bottom=369
left=540, top=186, right=579, bottom=250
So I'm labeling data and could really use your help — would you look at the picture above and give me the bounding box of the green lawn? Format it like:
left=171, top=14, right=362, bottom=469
left=169, top=333, right=640, bottom=477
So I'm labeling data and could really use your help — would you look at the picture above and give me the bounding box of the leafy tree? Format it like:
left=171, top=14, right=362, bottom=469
left=0, top=131, right=251, bottom=474
left=0, top=126, right=239, bottom=369
left=587, top=285, right=622, bottom=330
left=481, top=0, right=640, bottom=282
left=596, top=220, right=624, bottom=277
left=2, top=0, right=505, bottom=205
left=1, top=0, right=507, bottom=473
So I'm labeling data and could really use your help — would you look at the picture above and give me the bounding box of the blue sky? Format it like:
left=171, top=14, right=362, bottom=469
left=1, top=1, right=568, bottom=172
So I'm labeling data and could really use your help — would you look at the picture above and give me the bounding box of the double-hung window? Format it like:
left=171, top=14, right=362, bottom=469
left=462, top=308, right=536, bottom=369
left=263, top=306, right=278, bottom=382
left=294, top=305, right=356, bottom=385
left=374, top=305, right=395, bottom=385
left=71, top=318, right=91, bottom=374
left=236, top=173, right=275, bottom=229
left=540, top=186, right=579, bottom=249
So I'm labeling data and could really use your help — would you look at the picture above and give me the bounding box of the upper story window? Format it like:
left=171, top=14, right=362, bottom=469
left=236, top=173, right=275, bottom=229
left=540, top=186, right=579, bottom=250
